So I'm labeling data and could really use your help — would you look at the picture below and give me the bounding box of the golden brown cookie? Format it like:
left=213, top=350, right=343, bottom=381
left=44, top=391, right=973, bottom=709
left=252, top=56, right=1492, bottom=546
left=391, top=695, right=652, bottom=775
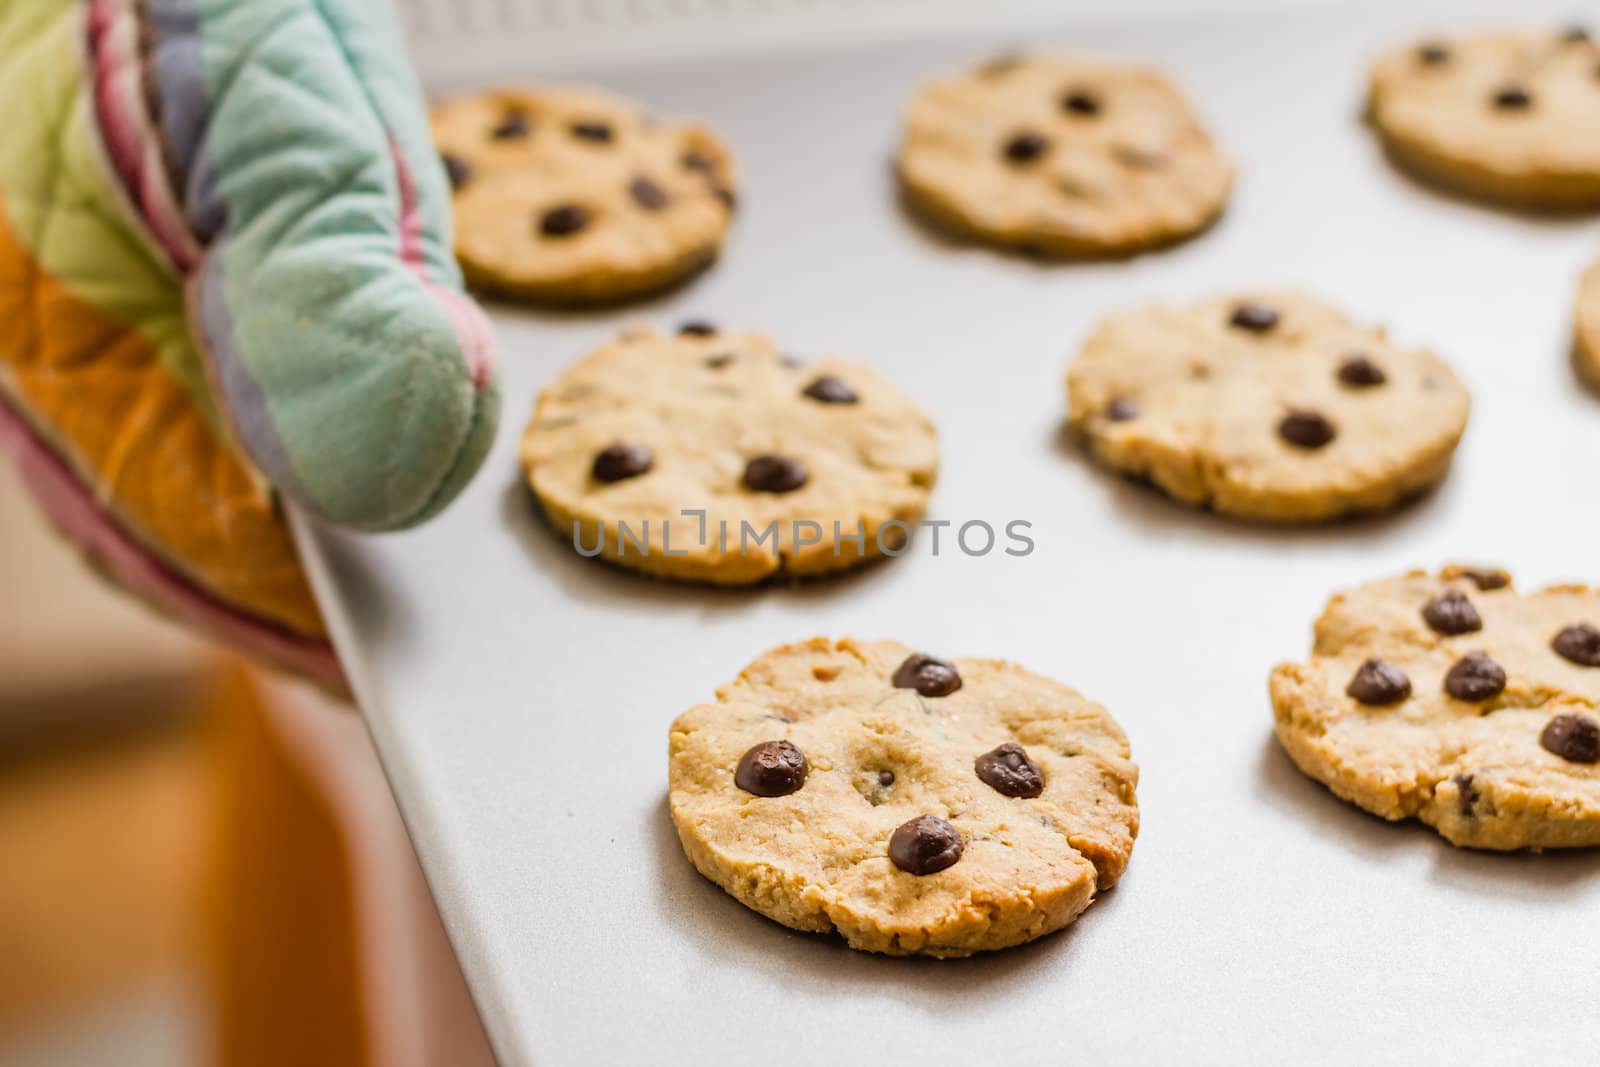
left=668, top=638, right=1140, bottom=955
left=1367, top=28, right=1600, bottom=210
left=519, top=325, right=937, bottom=583
left=1272, top=567, right=1600, bottom=850
left=897, top=53, right=1234, bottom=256
left=1064, top=292, right=1471, bottom=522
left=1575, top=257, right=1600, bottom=387
left=431, top=85, right=736, bottom=303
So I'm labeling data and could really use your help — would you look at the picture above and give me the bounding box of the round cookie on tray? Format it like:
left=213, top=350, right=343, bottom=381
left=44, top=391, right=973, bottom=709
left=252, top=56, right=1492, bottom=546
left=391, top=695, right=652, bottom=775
left=668, top=637, right=1140, bottom=956
left=1271, top=566, right=1600, bottom=850
left=1575, top=257, right=1600, bottom=389
left=519, top=324, right=938, bottom=583
left=1064, top=292, right=1471, bottom=523
left=1366, top=26, right=1600, bottom=210
left=430, top=85, right=737, bottom=303
left=896, top=52, right=1235, bottom=257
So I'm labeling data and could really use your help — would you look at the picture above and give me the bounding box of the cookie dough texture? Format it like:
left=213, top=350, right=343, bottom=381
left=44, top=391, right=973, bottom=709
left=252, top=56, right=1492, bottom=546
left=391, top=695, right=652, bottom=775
left=1272, top=568, right=1600, bottom=850
left=1367, top=30, right=1600, bottom=209
left=668, top=638, right=1140, bottom=956
left=897, top=53, right=1234, bottom=256
left=1065, top=292, right=1471, bottom=522
left=520, top=329, right=937, bottom=583
left=1576, top=258, right=1600, bottom=387
left=430, top=85, right=736, bottom=303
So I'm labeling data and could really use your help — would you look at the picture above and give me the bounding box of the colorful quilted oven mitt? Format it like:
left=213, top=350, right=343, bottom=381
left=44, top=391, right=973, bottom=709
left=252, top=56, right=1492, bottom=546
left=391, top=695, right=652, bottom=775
left=0, top=0, right=499, bottom=689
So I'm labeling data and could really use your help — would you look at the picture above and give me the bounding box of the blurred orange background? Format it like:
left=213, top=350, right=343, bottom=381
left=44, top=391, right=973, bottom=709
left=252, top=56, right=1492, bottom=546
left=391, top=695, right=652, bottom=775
left=0, top=462, right=493, bottom=1067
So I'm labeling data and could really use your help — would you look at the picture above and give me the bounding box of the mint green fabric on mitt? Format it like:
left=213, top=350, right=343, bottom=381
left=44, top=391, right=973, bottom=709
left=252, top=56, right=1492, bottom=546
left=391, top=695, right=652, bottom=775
left=131, top=0, right=500, bottom=530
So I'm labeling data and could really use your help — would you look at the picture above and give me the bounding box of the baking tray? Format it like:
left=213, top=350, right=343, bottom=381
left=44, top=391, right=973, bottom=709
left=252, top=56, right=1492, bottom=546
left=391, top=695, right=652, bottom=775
left=295, top=1, right=1600, bottom=1063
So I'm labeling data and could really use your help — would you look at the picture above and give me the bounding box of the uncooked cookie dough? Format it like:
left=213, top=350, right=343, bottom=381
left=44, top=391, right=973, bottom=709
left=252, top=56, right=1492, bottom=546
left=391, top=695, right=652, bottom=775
left=1272, top=566, right=1600, bottom=850
left=668, top=637, right=1140, bottom=955
left=1064, top=292, right=1471, bottom=523
left=897, top=52, right=1234, bottom=256
left=1575, top=258, right=1600, bottom=388
left=1366, top=27, right=1600, bottom=209
left=519, top=325, right=937, bottom=583
left=431, top=85, right=737, bottom=303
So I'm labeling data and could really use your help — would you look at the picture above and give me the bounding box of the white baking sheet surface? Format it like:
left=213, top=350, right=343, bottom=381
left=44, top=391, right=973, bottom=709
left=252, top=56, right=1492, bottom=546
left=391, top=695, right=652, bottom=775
left=297, top=2, right=1600, bottom=1062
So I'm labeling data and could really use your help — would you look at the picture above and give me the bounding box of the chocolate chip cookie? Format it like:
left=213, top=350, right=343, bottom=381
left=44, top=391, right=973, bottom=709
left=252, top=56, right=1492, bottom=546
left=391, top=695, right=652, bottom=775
left=1366, top=28, right=1600, bottom=209
left=1575, top=257, right=1600, bottom=388
left=519, top=326, right=937, bottom=583
left=668, top=638, right=1140, bottom=955
left=1272, top=567, right=1600, bottom=850
left=430, top=85, right=737, bottom=303
left=1064, top=292, right=1471, bottom=522
left=897, top=53, right=1234, bottom=257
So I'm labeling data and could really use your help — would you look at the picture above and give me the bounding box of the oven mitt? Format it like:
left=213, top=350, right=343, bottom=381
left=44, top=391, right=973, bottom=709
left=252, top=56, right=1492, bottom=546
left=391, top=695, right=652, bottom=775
left=0, top=0, right=499, bottom=689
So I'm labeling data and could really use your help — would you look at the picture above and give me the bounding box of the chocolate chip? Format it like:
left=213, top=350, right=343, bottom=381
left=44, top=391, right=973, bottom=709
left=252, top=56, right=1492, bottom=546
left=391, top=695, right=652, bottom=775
left=681, top=151, right=716, bottom=173
left=713, top=187, right=737, bottom=210
left=490, top=109, right=531, bottom=140
left=629, top=176, right=668, bottom=210
left=1337, top=355, right=1387, bottom=387
left=1457, top=567, right=1510, bottom=591
left=1452, top=772, right=1479, bottom=816
left=888, top=815, right=964, bottom=875
left=734, top=740, right=809, bottom=797
left=801, top=376, right=858, bottom=404
left=892, top=654, right=962, bottom=697
left=878, top=769, right=895, bottom=787
left=1552, top=623, right=1600, bottom=667
left=1422, top=590, right=1483, bottom=636
left=1061, top=88, right=1101, bottom=115
left=1003, top=132, right=1048, bottom=163
left=591, top=443, right=652, bottom=482
left=1493, top=85, right=1532, bottom=110
left=442, top=153, right=472, bottom=190
left=1444, top=652, right=1507, bottom=702
left=679, top=320, right=717, bottom=337
left=742, top=454, right=807, bottom=493
left=1278, top=410, right=1337, bottom=450
left=1561, top=25, right=1591, bottom=43
left=704, top=353, right=735, bottom=369
left=540, top=204, right=589, bottom=237
left=1540, top=714, right=1600, bottom=763
left=1346, top=659, right=1412, bottom=705
left=974, top=742, right=1045, bottom=798
left=1106, top=397, right=1139, bottom=422
left=1230, top=303, right=1279, bottom=332
left=1417, top=42, right=1451, bottom=65
left=569, top=120, right=613, bottom=142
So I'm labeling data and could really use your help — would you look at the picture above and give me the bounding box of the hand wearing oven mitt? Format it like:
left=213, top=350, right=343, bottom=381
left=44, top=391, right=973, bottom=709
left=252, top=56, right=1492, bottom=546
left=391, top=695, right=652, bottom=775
left=0, top=0, right=499, bottom=692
